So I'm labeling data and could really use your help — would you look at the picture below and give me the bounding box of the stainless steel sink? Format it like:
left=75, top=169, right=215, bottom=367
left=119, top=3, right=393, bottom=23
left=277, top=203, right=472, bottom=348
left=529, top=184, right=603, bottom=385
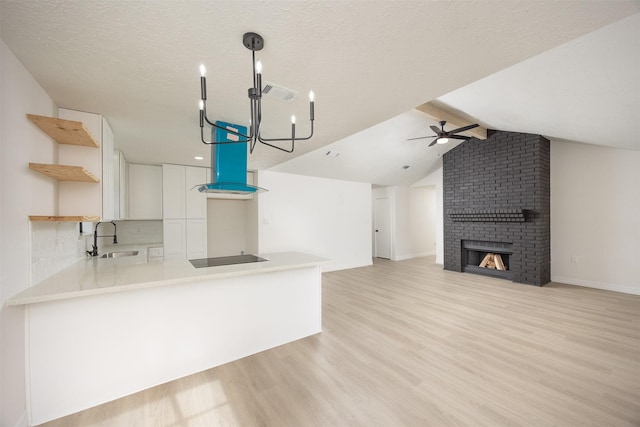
left=100, top=250, right=139, bottom=258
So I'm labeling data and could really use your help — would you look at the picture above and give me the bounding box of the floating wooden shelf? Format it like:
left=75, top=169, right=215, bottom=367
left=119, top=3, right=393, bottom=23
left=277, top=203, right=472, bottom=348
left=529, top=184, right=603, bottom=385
left=29, top=163, right=100, bottom=183
left=29, top=216, right=100, bottom=222
left=26, top=114, right=100, bottom=148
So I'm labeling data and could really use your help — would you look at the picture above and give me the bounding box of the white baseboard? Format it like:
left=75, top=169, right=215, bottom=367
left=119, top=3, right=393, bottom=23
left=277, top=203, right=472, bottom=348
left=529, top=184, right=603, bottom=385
left=392, top=251, right=436, bottom=261
left=552, top=275, right=640, bottom=295
left=13, top=411, right=28, bottom=427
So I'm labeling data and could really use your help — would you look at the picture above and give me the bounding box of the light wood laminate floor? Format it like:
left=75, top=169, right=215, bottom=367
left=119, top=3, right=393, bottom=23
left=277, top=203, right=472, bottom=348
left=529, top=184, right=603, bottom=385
left=41, top=257, right=640, bottom=426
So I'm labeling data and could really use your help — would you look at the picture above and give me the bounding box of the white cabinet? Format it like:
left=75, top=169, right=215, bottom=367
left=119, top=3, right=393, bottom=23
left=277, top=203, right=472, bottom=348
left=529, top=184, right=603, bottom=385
left=162, top=164, right=207, bottom=260
left=186, top=167, right=207, bottom=218
left=101, top=117, right=115, bottom=220
left=186, top=219, right=207, bottom=259
left=128, top=164, right=162, bottom=220
left=163, top=219, right=186, bottom=261
left=57, top=108, right=115, bottom=219
left=113, top=150, right=128, bottom=220
left=162, top=164, right=186, bottom=219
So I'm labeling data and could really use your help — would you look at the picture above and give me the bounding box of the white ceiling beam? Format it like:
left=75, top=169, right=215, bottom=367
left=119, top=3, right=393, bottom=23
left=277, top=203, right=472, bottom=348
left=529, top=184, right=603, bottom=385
left=416, top=102, right=487, bottom=140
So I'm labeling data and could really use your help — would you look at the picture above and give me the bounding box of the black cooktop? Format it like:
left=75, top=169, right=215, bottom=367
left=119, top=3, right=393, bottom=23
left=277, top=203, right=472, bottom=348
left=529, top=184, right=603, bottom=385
left=189, top=254, right=268, bottom=268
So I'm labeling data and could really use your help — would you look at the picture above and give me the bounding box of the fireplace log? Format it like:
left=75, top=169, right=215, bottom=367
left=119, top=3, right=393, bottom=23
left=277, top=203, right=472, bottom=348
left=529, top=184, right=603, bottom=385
left=478, top=253, right=507, bottom=271
left=479, top=253, right=493, bottom=268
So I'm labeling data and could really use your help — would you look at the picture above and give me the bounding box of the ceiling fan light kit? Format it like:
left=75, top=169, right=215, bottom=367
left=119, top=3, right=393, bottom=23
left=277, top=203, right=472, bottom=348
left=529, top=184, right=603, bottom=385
left=408, top=120, right=479, bottom=147
left=199, top=32, right=315, bottom=153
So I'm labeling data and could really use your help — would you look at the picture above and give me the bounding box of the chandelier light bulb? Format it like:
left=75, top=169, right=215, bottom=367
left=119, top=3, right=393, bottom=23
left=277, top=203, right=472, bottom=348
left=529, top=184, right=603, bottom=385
left=199, top=64, right=206, bottom=77
left=291, top=115, right=296, bottom=124
left=309, top=91, right=315, bottom=102
left=199, top=100, right=204, bottom=110
left=256, top=60, right=262, bottom=74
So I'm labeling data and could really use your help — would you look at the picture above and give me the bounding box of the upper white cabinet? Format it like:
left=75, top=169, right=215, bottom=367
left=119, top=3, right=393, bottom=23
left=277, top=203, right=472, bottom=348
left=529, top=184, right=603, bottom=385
left=128, top=164, right=162, bottom=220
left=186, top=166, right=207, bottom=218
left=163, top=165, right=207, bottom=219
left=162, top=164, right=186, bottom=219
left=101, top=117, right=115, bottom=220
left=113, top=150, right=128, bottom=220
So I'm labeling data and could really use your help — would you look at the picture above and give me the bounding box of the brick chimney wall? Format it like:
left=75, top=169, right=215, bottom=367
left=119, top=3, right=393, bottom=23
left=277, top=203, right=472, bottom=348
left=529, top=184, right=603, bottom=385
left=442, top=130, right=550, bottom=286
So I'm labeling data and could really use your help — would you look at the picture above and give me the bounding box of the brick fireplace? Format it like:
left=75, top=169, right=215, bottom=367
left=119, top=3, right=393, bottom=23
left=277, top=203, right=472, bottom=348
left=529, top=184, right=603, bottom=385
left=443, top=130, right=550, bottom=286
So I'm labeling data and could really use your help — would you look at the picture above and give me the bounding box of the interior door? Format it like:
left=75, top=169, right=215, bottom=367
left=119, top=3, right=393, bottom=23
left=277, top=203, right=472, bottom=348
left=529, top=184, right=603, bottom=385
left=374, top=198, right=391, bottom=259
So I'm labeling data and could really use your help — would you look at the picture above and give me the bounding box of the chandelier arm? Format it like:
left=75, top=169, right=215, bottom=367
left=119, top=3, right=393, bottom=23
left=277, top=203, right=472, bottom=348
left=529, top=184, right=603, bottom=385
left=202, top=115, right=250, bottom=139
left=200, top=127, right=249, bottom=145
left=257, top=121, right=314, bottom=143
left=258, top=140, right=294, bottom=153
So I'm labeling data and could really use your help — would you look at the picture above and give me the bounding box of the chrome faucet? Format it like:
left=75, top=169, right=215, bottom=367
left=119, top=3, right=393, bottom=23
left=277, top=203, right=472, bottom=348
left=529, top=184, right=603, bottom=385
left=87, top=221, right=118, bottom=257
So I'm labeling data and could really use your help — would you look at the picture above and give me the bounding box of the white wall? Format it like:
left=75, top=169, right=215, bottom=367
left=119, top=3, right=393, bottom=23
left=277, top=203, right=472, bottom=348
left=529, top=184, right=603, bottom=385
left=30, top=222, right=88, bottom=285
left=257, top=170, right=372, bottom=272
left=207, top=199, right=247, bottom=257
left=413, top=168, right=444, bottom=264
left=395, top=186, right=436, bottom=260
left=1, top=40, right=58, bottom=427
left=372, top=185, right=437, bottom=261
left=551, top=141, right=640, bottom=294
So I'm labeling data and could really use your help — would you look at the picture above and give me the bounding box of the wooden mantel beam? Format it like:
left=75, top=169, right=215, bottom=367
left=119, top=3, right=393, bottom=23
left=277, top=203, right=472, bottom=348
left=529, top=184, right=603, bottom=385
left=415, top=102, right=487, bottom=140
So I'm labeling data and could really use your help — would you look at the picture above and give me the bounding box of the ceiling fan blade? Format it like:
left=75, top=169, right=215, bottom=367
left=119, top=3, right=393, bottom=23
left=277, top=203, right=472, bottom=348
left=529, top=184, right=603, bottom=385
left=448, top=135, right=471, bottom=140
left=429, top=125, right=442, bottom=135
left=406, top=135, right=436, bottom=141
left=448, top=123, right=479, bottom=134
left=428, top=139, right=439, bottom=147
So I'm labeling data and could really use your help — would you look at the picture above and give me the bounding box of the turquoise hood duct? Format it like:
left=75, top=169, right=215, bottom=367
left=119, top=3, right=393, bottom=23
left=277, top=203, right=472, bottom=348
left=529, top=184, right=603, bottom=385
left=196, top=121, right=266, bottom=194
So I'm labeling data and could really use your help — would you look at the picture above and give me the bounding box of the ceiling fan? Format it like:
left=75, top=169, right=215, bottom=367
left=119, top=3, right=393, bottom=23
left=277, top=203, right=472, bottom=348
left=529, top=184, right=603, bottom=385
left=408, top=120, right=479, bottom=147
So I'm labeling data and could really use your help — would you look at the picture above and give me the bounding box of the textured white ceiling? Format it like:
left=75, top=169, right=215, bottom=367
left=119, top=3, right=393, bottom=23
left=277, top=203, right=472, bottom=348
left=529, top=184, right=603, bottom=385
left=275, top=11, right=640, bottom=185
left=1, top=1, right=639, bottom=184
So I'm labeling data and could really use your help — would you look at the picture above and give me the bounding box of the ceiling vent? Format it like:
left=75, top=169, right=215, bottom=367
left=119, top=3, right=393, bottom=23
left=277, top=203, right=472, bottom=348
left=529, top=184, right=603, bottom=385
left=262, top=82, right=299, bottom=101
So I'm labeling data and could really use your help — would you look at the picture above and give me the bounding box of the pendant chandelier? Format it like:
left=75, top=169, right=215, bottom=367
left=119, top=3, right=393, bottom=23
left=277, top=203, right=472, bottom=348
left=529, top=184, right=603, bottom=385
left=199, top=32, right=315, bottom=153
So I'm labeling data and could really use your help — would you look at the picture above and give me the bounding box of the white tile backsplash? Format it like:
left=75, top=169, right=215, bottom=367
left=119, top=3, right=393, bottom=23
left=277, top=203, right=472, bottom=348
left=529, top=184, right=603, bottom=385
left=30, top=220, right=163, bottom=285
left=31, top=221, right=87, bottom=285
left=113, top=220, right=163, bottom=245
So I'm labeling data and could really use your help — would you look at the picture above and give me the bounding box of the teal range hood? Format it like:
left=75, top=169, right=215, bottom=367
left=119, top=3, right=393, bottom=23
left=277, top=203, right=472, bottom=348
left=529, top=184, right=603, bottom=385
left=197, top=121, right=266, bottom=194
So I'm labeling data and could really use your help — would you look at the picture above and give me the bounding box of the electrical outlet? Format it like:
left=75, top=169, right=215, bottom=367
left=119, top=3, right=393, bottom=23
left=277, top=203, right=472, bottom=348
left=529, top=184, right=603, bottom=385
left=570, top=255, right=579, bottom=264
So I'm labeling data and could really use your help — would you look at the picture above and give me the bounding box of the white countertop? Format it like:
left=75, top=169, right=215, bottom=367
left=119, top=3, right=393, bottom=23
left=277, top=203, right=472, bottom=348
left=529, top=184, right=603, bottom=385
left=8, top=252, right=328, bottom=306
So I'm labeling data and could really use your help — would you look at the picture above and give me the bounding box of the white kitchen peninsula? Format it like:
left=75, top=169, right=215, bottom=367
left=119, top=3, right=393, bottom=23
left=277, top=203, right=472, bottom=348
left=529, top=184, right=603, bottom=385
left=9, top=252, right=326, bottom=426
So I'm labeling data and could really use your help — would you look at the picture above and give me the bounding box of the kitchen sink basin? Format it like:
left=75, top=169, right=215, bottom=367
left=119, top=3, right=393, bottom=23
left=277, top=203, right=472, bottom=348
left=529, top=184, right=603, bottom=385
left=100, top=250, right=139, bottom=258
